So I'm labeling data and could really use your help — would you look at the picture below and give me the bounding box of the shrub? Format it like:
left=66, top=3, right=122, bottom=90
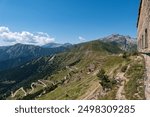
left=122, top=52, right=127, bottom=59
left=97, top=69, right=116, bottom=91
left=132, top=51, right=139, bottom=56
left=121, top=65, right=128, bottom=72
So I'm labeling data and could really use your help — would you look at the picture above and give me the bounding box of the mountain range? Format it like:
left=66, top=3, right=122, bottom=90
left=0, top=43, right=69, bottom=71
left=0, top=34, right=143, bottom=100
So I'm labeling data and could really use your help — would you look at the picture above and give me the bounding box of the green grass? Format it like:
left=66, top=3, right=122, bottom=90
left=48, top=69, right=69, bottom=82
left=38, top=55, right=128, bottom=100
left=103, top=56, right=126, bottom=71
left=99, top=88, right=118, bottom=100
left=125, top=58, right=145, bottom=100
left=38, top=75, right=97, bottom=100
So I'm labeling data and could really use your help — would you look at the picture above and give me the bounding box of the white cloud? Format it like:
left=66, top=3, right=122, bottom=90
left=0, top=26, right=55, bottom=46
left=0, top=26, right=9, bottom=32
left=78, top=36, right=86, bottom=42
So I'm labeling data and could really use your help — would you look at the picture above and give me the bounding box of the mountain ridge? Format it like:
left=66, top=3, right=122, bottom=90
left=0, top=43, right=68, bottom=71
left=101, top=34, right=137, bottom=51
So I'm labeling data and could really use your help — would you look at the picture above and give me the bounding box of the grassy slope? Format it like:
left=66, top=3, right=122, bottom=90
left=3, top=40, right=145, bottom=100
left=38, top=55, right=126, bottom=100
left=25, top=40, right=123, bottom=100
left=124, top=56, right=145, bottom=100
left=99, top=55, right=145, bottom=100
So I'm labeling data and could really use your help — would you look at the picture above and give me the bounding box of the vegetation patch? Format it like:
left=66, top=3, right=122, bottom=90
left=125, top=59, right=145, bottom=100
left=97, top=69, right=116, bottom=91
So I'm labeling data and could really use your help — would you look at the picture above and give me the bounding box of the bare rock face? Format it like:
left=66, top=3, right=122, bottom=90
left=102, top=34, right=137, bottom=52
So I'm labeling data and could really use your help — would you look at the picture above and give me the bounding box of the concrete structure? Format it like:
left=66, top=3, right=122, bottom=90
left=137, top=0, right=150, bottom=53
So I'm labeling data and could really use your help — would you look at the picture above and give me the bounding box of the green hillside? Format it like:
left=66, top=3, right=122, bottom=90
left=0, top=40, right=145, bottom=100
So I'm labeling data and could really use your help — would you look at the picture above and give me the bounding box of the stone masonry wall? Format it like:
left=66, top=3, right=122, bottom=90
left=138, top=0, right=150, bottom=53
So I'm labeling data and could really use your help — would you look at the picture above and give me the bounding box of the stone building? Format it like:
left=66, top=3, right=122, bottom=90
left=137, top=0, right=150, bottom=53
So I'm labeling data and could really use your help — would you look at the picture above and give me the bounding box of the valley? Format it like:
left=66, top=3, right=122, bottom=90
left=0, top=35, right=145, bottom=100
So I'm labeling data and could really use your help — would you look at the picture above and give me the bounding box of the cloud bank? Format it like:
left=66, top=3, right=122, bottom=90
left=0, top=26, right=55, bottom=46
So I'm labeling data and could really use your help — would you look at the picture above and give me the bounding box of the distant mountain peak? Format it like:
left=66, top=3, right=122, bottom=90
left=103, top=34, right=136, bottom=42
left=102, top=34, right=137, bottom=51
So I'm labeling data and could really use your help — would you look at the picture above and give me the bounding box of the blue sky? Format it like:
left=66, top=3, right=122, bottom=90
left=0, top=0, right=140, bottom=45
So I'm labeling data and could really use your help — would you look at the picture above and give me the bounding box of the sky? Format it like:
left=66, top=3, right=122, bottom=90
left=0, top=0, right=140, bottom=46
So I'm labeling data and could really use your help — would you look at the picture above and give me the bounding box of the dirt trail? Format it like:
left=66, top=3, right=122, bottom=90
left=29, top=81, right=46, bottom=94
left=29, top=83, right=36, bottom=94
left=143, top=54, right=150, bottom=100
left=115, top=64, right=131, bottom=100
left=49, top=55, right=55, bottom=61
left=115, top=72, right=127, bottom=100
left=38, top=80, right=47, bottom=87
left=11, top=87, right=27, bottom=97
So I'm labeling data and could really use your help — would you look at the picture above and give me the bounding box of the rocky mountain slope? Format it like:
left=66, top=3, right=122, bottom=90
left=101, top=34, right=137, bottom=52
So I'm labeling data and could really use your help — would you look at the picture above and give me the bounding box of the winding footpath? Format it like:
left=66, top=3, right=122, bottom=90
left=38, top=80, right=47, bottom=87
left=115, top=65, right=130, bottom=100
left=11, top=87, right=27, bottom=98
left=115, top=72, right=127, bottom=100
left=29, top=80, right=47, bottom=94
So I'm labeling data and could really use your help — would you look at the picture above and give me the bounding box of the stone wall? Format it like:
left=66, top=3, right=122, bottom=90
left=137, top=0, right=150, bottom=53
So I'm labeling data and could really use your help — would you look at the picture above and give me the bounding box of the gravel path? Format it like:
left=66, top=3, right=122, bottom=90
left=11, top=87, right=27, bottom=97
left=115, top=73, right=127, bottom=100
